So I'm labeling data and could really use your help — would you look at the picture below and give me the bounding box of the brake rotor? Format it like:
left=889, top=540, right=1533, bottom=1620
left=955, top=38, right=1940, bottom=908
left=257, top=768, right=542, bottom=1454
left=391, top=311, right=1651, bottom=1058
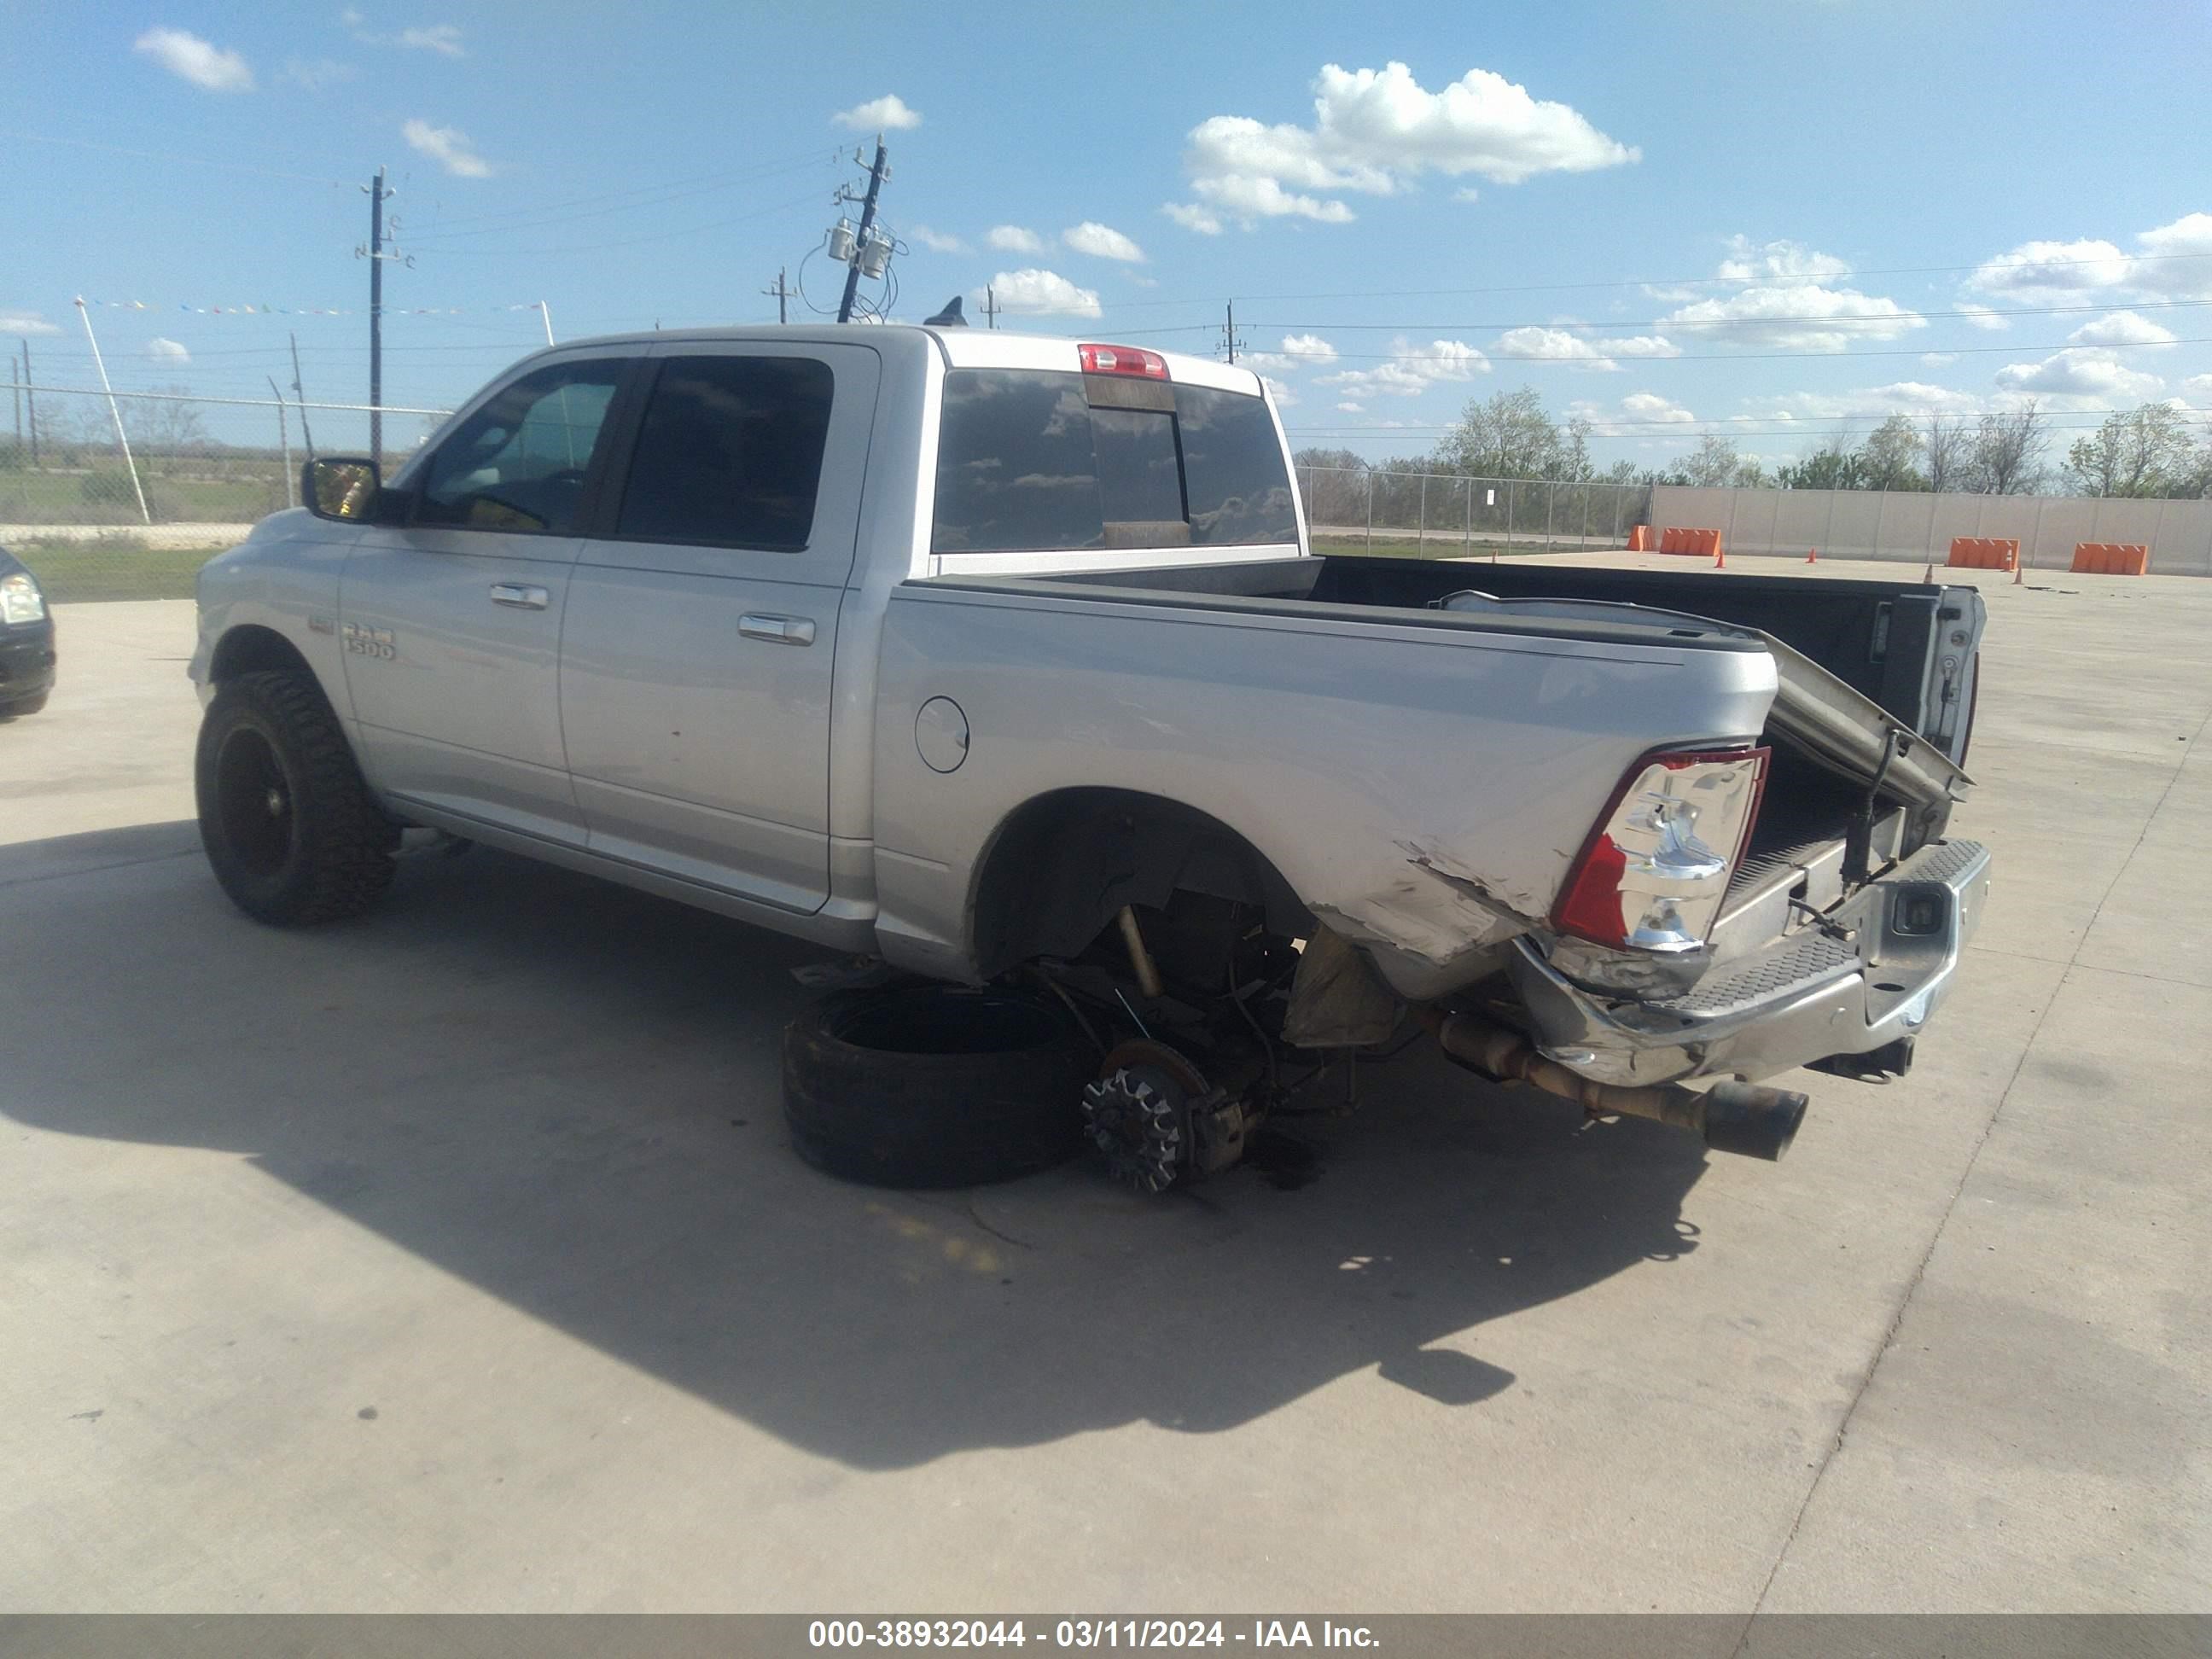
left=1081, top=1039, right=1209, bottom=1193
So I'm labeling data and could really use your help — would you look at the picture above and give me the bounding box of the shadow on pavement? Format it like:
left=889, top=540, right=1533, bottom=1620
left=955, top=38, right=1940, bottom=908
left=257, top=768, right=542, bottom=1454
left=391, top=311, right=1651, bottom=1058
left=3, top=823, right=1708, bottom=1470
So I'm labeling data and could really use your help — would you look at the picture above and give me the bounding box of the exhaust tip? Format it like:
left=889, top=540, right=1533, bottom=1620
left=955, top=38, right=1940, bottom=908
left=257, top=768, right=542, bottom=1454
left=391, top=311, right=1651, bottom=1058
left=1700, top=1081, right=1808, bottom=1161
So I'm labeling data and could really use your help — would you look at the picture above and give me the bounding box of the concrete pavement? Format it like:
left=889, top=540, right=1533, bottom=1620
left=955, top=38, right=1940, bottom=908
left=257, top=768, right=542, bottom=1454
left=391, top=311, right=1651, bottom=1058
left=0, top=559, right=2204, bottom=1614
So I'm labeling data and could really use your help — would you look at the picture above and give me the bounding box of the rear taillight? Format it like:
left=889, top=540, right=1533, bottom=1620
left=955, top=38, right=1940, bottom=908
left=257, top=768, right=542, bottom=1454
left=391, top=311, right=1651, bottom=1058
left=1078, top=343, right=1170, bottom=380
left=1553, top=747, right=1770, bottom=954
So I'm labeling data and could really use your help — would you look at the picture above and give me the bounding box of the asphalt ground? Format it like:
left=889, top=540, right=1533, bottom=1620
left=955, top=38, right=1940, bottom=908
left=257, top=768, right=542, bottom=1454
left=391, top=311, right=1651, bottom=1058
left=1, top=555, right=2204, bottom=1615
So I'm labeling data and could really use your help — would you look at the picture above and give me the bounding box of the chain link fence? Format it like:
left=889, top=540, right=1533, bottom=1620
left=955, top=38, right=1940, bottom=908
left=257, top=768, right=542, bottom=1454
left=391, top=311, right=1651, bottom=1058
left=2, top=404, right=1664, bottom=601
left=0, top=387, right=451, bottom=599
left=1298, top=465, right=1651, bottom=557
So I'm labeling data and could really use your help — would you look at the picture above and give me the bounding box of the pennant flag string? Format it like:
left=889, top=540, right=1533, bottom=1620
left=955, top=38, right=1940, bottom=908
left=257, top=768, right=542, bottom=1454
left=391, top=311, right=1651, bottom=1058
left=82, top=299, right=551, bottom=318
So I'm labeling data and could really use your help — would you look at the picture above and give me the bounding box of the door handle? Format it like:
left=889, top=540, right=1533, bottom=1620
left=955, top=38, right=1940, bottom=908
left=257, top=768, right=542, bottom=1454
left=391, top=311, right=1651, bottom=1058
left=488, top=583, right=550, bottom=610
left=739, top=613, right=817, bottom=646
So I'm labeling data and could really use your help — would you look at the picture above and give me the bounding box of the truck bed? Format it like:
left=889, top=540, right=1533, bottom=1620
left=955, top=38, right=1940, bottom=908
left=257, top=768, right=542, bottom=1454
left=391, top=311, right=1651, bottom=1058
left=1030, top=554, right=1965, bottom=742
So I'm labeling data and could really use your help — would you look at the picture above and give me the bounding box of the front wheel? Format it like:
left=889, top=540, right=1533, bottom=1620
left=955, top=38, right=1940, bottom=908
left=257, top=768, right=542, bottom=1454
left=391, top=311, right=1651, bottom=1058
left=195, top=669, right=399, bottom=924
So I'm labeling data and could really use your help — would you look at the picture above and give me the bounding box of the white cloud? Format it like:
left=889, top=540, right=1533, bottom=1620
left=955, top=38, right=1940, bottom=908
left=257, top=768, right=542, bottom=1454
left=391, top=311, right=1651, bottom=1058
left=133, top=27, right=254, bottom=92
left=1957, top=303, right=2007, bottom=331
left=1063, top=222, right=1147, bottom=263
left=1261, top=376, right=1296, bottom=407
left=987, top=224, right=1045, bottom=253
left=1493, top=324, right=1679, bottom=370
left=2185, top=372, right=2212, bottom=399
left=909, top=224, right=969, bottom=253
left=1921, top=352, right=1959, bottom=366
left=833, top=94, right=923, bottom=131
left=1241, top=335, right=1342, bottom=375
left=1336, top=400, right=1365, bottom=412
left=1319, top=337, right=1490, bottom=399
left=1660, top=241, right=1923, bottom=352
left=0, top=311, right=61, bottom=335
left=1970, top=236, right=2133, bottom=300
left=280, top=56, right=355, bottom=89
left=1168, top=60, right=1636, bottom=230
left=1161, top=202, right=1223, bottom=236
left=973, top=269, right=1102, bottom=318
left=2132, top=212, right=2212, bottom=295
left=397, top=23, right=464, bottom=55
left=1749, top=381, right=1982, bottom=421
left=1994, top=347, right=2163, bottom=404
left=1714, top=236, right=1852, bottom=284
left=2066, top=309, right=2177, bottom=348
left=1617, top=392, right=1695, bottom=424
left=403, top=119, right=492, bottom=178
left=1969, top=213, right=2212, bottom=304
left=146, top=337, right=190, bottom=364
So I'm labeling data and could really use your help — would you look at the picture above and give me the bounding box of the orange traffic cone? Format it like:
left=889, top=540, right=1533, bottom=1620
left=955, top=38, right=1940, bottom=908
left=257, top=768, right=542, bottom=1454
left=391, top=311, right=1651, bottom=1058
left=1807, top=547, right=1819, bottom=563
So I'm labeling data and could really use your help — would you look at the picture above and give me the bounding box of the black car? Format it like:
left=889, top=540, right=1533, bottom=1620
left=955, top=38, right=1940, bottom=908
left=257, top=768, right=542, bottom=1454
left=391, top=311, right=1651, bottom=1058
left=0, top=545, right=56, bottom=718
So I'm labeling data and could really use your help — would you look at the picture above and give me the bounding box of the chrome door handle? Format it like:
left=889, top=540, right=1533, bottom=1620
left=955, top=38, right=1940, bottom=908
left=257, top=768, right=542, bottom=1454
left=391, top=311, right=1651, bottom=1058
left=739, top=613, right=817, bottom=646
left=489, top=583, right=550, bottom=611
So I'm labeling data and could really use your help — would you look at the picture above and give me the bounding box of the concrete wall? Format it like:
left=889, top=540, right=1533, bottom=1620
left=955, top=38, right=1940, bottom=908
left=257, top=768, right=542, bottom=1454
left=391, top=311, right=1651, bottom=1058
left=1652, top=486, right=2212, bottom=576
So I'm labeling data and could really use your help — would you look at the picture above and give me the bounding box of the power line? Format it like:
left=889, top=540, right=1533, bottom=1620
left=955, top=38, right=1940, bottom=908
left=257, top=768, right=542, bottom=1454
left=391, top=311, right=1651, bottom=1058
left=405, top=152, right=836, bottom=243
left=1037, top=247, right=2212, bottom=312
left=3, top=130, right=351, bottom=187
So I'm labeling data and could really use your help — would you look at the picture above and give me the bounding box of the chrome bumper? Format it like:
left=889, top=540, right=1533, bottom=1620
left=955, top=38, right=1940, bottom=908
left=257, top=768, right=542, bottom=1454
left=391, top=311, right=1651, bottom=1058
left=1510, top=838, right=1992, bottom=1087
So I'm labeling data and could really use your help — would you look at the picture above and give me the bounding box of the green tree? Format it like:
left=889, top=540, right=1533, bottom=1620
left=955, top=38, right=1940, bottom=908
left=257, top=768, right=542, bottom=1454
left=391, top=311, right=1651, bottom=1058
left=2064, top=404, right=2198, bottom=497
left=1682, top=434, right=1744, bottom=487
left=1440, top=386, right=1567, bottom=479
left=1860, top=415, right=1927, bottom=490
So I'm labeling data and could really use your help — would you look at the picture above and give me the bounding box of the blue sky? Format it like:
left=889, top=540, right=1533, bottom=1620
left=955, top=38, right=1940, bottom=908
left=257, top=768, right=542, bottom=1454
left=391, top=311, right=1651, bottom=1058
left=5, top=0, right=2210, bottom=467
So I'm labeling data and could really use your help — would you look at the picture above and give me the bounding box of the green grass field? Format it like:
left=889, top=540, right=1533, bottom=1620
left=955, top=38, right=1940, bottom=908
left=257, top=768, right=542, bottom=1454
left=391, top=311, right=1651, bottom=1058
left=0, top=465, right=284, bottom=527
left=7, top=537, right=227, bottom=602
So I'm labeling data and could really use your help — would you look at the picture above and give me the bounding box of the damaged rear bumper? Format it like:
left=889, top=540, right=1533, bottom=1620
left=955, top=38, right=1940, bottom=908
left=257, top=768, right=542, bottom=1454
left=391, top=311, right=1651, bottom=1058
left=1508, top=838, right=1992, bottom=1087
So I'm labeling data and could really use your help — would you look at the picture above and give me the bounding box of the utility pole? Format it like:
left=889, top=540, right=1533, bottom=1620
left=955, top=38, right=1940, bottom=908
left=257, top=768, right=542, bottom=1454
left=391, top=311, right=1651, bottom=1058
left=357, top=166, right=408, bottom=468
left=983, top=286, right=998, bottom=330
left=763, top=267, right=791, bottom=324
left=288, top=332, right=316, bottom=459
left=21, top=339, right=38, bottom=467
left=9, top=351, right=17, bottom=451
left=1221, top=300, right=1243, bottom=364
left=835, top=137, right=890, bottom=325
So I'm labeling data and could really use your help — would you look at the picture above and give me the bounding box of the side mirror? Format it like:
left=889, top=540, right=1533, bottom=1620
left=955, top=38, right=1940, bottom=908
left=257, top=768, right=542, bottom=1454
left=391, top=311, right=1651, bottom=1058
left=303, top=456, right=384, bottom=523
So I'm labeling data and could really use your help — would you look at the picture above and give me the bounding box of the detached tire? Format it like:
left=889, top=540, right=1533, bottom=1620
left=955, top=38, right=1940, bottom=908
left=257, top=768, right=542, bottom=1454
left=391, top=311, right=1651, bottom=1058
left=195, top=669, right=399, bottom=925
left=783, top=985, right=1091, bottom=1188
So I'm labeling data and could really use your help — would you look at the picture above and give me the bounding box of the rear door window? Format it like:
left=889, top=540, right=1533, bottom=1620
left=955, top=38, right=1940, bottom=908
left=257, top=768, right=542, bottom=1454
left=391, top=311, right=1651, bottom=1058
left=932, top=370, right=1295, bottom=553
left=615, top=355, right=835, bottom=549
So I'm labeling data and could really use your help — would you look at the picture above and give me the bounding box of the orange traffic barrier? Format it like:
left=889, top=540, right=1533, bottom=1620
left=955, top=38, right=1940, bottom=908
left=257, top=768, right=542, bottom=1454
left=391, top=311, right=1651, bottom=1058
left=2069, top=541, right=2149, bottom=575
left=1657, top=526, right=1725, bottom=558
left=1947, top=537, right=2019, bottom=572
left=1627, top=524, right=1653, bottom=551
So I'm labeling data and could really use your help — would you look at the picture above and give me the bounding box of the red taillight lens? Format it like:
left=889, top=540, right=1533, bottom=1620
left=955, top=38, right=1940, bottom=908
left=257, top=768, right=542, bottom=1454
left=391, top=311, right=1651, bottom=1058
left=1552, top=747, right=1770, bottom=953
left=1078, top=343, right=1170, bottom=380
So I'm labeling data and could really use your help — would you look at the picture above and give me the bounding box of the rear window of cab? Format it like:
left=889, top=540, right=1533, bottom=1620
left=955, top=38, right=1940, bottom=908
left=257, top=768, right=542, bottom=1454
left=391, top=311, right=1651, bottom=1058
left=931, top=369, right=1297, bottom=553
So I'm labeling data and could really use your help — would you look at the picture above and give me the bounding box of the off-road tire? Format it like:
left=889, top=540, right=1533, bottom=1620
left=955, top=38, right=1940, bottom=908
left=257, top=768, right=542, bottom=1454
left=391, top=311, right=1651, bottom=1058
left=783, top=984, right=1091, bottom=1188
left=0, top=691, right=49, bottom=719
left=195, top=668, right=399, bottom=924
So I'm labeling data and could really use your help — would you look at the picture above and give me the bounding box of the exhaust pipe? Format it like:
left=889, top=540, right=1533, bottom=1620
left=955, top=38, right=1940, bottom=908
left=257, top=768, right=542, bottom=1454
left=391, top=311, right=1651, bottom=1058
left=1426, top=1009, right=1806, bottom=1161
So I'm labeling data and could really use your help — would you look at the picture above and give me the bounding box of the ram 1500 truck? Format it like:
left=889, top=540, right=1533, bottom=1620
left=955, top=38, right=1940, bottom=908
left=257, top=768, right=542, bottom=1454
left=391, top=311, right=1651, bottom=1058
left=191, top=326, right=1991, bottom=1185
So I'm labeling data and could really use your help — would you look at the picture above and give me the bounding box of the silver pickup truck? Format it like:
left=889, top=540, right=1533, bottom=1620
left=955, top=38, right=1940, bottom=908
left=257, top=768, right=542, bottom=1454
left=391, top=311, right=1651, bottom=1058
left=191, top=325, right=1990, bottom=1184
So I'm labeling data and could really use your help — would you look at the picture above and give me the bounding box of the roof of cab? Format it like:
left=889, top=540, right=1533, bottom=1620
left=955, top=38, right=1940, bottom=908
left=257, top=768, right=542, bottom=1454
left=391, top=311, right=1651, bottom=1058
left=544, top=323, right=1267, bottom=398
